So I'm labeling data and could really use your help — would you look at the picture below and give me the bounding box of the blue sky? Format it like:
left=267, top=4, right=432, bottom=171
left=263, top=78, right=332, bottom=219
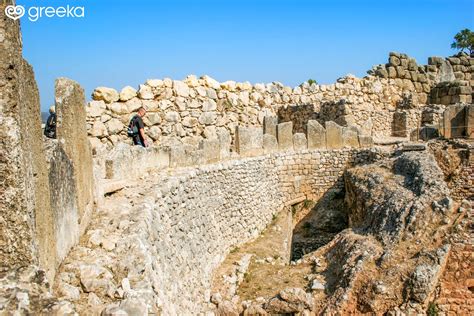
left=16, top=0, right=474, bottom=111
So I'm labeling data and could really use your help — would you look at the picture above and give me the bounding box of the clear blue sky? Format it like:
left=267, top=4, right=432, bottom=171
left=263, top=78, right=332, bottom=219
left=17, top=0, right=474, bottom=111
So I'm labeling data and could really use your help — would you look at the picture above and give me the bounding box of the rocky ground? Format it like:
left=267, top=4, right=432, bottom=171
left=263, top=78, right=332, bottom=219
left=209, top=149, right=473, bottom=315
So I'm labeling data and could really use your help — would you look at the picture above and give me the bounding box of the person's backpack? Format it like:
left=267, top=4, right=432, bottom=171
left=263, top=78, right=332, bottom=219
left=127, top=115, right=139, bottom=137
left=44, top=114, right=56, bottom=138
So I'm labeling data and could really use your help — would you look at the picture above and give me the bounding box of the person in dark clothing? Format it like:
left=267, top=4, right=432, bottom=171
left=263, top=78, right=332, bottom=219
left=128, top=107, right=148, bottom=147
left=44, top=106, right=57, bottom=139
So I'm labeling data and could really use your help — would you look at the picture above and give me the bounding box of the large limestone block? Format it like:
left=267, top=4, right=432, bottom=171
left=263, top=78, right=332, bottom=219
left=343, top=126, right=360, bottom=148
left=0, top=7, right=56, bottom=280
left=277, top=122, right=293, bottom=151
left=199, top=138, right=220, bottom=163
left=44, top=140, right=79, bottom=263
left=56, top=78, right=95, bottom=233
left=119, top=86, right=137, bottom=101
left=307, top=120, right=326, bottom=149
left=465, top=104, right=474, bottom=139
left=92, top=87, right=119, bottom=103
left=137, top=84, right=154, bottom=100
left=293, top=133, right=307, bottom=150
left=264, top=116, right=278, bottom=138
left=325, top=121, right=343, bottom=149
left=263, top=134, right=278, bottom=154
left=235, top=126, right=263, bottom=157
left=217, top=128, right=231, bottom=159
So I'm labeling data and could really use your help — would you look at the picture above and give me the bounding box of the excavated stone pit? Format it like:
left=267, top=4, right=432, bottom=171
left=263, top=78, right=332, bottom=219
left=208, top=148, right=473, bottom=315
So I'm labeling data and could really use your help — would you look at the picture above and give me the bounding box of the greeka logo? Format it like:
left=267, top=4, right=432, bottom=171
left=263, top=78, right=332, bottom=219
left=5, top=5, right=25, bottom=20
left=4, top=3, right=85, bottom=22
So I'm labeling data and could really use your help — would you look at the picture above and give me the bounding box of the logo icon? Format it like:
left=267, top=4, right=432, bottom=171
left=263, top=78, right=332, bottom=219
left=5, top=5, right=25, bottom=20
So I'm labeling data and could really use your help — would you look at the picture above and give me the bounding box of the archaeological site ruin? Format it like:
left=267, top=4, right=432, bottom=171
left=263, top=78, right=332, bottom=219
left=1, top=1, right=473, bottom=315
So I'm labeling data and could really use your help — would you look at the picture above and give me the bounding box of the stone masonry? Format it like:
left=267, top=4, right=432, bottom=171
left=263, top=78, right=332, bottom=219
left=55, top=78, right=95, bottom=234
left=85, top=52, right=473, bottom=150
left=0, top=1, right=56, bottom=281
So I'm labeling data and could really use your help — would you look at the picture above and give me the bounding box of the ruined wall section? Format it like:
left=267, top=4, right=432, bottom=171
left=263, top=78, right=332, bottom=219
left=85, top=53, right=473, bottom=148
left=0, top=2, right=56, bottom=280
left=57, top=147, right=383, bottom=314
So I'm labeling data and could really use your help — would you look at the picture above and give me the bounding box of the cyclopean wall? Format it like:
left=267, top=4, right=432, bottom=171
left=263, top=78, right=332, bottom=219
left=85, top=53, right=473, bottom=150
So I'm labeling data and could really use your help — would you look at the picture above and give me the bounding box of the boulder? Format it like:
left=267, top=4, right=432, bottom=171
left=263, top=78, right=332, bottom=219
left=87, top=100, right=106, bottom=117
left=199, top=112, right=217, bottom=125
left=182, top=116, right=199, bottom=128
left=137, top=84, right=154, bottom=100
left=106, top=118, right=123, bottom=135
left=173, top=80, right=190, bottom=97
left=119, top=86, right=137, bottom=101
left=92, top=87, right=119, bottom=103
left=202, top=99, right=217, bottom=111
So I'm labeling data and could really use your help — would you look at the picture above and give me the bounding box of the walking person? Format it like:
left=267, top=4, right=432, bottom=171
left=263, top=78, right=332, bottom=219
left=127, top=107, right=148, bottom=147
left=44, top=106, right=57, bottom=139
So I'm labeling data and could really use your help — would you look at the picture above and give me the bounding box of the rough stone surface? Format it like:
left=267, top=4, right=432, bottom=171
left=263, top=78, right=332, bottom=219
left=307, top=120, right=326, bottom=149
left=263, top=134, right=278, bottom=153
left=235, top=126, right=263, bottom=157
left=325, top=121, right=343, bottom=149
left=263, top=116, right=278, bottom=138
left=277, top=122, right=294, bottom=151
left=55, top=78, right=95, bottom=233
left=467, top=104, right=474, bottom=139
left=92, top=87, right=119, bottom=103
left=44, top=140, right=80, bottom=263
left=293, top=133, right=307, bottom=150
left=0, top=4, right=56, bottom=281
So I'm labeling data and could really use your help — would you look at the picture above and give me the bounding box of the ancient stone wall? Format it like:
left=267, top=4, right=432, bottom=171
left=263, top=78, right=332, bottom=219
left=0, top=1, right=56, bottom=281
left=57, top=147, right=382, bottom=314
left=372, top=52, right=473, bottom=104
left=85, top=53, right=473, bottom=148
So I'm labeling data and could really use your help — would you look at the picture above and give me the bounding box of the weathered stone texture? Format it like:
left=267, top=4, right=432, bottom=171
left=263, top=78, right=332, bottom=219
left=466, top=104, right=474, bottom=139
left=343, top=126, right=360, bottom=148
left=293, top=133, right=307, bottom=150
left=235, top=126, right=263, bottom=157
left=277, top=122, right=294, bottom=151
left=0, top=2, right=56, bottom=280
left=325, top=121, right=343, bottom=149
left=57, top=147, right=383, bottom=315
left=263, top=116, right=278, bottom=137
left=55, top=78, right=94, bottom=233
left=44, top=140, right=80, bottom=262
left=307, top=120, right=326, bottom=149
left=442, top=104, right=466, bottom=138
left=105, top=143, right=169, bottom=179
left=392, top=111, right=408, bottom=137
left=263, top=134, right=278, bottom=153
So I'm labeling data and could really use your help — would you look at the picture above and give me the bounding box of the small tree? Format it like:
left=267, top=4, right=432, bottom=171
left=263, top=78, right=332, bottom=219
left=307, top=79, right=317, bottom=85
left=451, top=28, right=474, bottom=54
